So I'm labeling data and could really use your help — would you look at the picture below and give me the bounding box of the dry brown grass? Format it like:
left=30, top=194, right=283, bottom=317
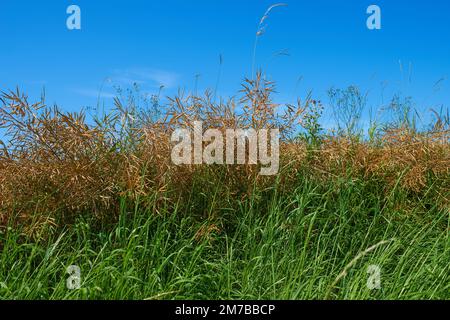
left=1, top=74, right=449, bottom=235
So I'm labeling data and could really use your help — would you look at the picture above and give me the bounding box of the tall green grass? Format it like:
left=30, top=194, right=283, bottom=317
left=1, top=174, right=447, bottom=300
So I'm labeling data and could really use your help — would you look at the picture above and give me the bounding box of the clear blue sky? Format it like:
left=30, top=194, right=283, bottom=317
left=1, top=0, right=449, bottom=128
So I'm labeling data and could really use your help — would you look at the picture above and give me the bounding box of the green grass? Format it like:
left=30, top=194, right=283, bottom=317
left=0, top=175, right=448, bottom=300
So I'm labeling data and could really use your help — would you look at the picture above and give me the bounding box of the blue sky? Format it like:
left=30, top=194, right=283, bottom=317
left=1, top=0, right=449, bottom=128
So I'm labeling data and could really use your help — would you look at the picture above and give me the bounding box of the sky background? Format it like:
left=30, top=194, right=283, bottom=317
left=1, top=0, right=449, bottom=129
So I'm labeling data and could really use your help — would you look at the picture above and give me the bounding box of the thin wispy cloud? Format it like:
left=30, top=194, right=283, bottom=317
left=111, top=68, right=181, bottom=89
left=72, top=68, right=180, bottom=101
left=73, top=88, right=116, bottom=99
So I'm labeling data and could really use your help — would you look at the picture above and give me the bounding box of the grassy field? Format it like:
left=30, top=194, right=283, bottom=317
left=0, top=76, right=448, bottom=300
left=0, top=176, right=448, bottom=299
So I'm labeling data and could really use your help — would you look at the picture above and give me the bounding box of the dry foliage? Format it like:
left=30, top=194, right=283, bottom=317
left=0, top=74, right=449, bottom=235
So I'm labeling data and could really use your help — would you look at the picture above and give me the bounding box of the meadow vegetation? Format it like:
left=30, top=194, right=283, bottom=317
left=0, top=73, right=448, bottom=299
